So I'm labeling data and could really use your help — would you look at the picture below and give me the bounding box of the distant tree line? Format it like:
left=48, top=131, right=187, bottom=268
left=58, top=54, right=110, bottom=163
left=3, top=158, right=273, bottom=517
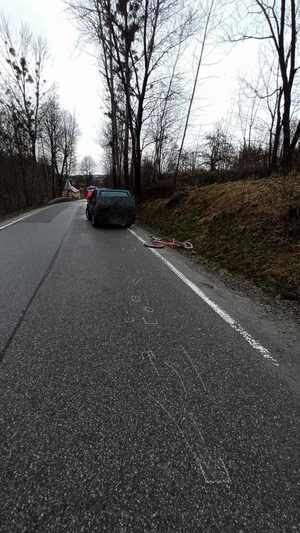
left=0, top=19, right=79, bottom=214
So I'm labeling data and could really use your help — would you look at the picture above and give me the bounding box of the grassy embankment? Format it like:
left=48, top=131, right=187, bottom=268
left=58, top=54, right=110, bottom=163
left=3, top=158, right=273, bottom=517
left=138, top=176, right=300, bottom=301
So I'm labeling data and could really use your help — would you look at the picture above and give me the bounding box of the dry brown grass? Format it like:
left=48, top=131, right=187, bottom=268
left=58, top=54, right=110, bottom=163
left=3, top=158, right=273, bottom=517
left=138, top=176, right=300, bottom=300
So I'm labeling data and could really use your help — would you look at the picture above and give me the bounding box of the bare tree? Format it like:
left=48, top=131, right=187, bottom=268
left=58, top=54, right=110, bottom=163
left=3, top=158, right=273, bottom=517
left=201, top=124, right=234, bottom=171
left=150, top=28, right=185, bottom=180
left=41, top=90, right=63, bottom=197
left=0, top=19, right=48, bottom=163
left=146, top=77, right=183, bottom=180
left=230, top=0, right=300, bottom=171
left=59, top=110, right=79, bottom=185
left=67, top=0, right=193, bottom=194
left=0, top=19, right=50, bottom=205
left=0, top=19, right=80, bottom=210
left=41, top=94, right=80, bottom=194
left=174, top=0, right=216, bottom=187
left=80, top=154, right=96, bottom=178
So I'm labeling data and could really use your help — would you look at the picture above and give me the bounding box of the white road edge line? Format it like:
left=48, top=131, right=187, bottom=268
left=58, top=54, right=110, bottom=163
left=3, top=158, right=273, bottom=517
left=0, top=207, right=47, bottom=232
left=129, top=228, right=279, bottom=367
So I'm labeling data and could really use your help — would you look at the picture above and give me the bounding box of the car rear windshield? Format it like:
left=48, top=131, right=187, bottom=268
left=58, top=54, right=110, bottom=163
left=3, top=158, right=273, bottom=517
left=100, top=191, right=129, bottom=198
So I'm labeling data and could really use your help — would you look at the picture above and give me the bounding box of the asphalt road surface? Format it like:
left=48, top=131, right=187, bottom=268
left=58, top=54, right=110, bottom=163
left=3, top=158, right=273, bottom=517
left=0, top=201, right=299, bottom=532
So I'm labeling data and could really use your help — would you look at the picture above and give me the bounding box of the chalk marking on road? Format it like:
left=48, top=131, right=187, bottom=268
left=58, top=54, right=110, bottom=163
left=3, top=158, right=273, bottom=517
left=182, top=347, right=207, bottom=393
left=197, top=455, right=231, bottom=485
left=149, top=393, right=196, bottom=455
left=124, top=316, right=135, bottom=324
left=129, top=229, right=279, bottom=367
left=142, top=350, right=160, bottom=376
left=179, top=413, right=231, bottom=484
left=131, top=295, right=142, bottom=303
left=149, top=394, right=231, bottom=485
left=189, top=412, right=205, bottom=443
left=120, top=511, right=129, bottom=533
left=143, top=305, right=154, bottom=313
left=142, top=317, right=159, bottom=326
left=218, top=458, right=231, bottom=482
left=164, top=361, right=188, bottom=397
left=210, top=507, right=223, bottom=533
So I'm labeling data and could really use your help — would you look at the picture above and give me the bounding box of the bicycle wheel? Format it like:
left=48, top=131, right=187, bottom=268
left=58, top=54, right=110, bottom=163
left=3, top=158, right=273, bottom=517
left=144, top=241, right=165, bottom=249
left=182, top=241, right=193, bottom=250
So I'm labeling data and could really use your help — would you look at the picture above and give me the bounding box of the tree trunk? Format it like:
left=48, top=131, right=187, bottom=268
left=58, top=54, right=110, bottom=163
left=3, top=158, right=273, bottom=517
left=109, top=31, right=118, bottom=188
left=51, top=160, right=56, bottom=198
left=134, top=140, right=142, bottom=196
left=281, top=88, right=292, bottom=170
left=123, top=107, right=129, bottom=187
left=270, top=88, right=283, bottom=170
left=111, top=108, right=118, bottom=187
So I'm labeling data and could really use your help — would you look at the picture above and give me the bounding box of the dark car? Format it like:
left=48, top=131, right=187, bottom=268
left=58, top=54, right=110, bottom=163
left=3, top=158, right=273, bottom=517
left=86, top=188, right=136, bottom=228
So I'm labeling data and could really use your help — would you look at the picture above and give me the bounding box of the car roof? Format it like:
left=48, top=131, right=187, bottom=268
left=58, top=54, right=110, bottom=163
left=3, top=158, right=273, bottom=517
left=96, top=188, right=132, bottom=194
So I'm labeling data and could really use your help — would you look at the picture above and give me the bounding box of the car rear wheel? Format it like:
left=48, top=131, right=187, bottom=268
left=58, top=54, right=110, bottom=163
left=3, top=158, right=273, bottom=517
left=91, top=214, right=98, bottom=227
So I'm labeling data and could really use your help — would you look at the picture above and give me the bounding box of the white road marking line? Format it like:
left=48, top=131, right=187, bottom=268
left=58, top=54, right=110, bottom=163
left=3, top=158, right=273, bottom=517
left=0, top=207, right=46, bottom=231
left=129, top=229, right=279, bottom=367
left=0, top=201, right=79, bottom=232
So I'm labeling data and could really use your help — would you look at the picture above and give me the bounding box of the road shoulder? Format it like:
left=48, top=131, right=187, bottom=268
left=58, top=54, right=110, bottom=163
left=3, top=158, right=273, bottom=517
left=132, top=224, right=300, bottom=395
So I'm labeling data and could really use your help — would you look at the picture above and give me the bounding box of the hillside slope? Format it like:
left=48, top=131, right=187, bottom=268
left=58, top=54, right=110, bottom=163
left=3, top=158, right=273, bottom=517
left=138, top=176, right=300, bottom=301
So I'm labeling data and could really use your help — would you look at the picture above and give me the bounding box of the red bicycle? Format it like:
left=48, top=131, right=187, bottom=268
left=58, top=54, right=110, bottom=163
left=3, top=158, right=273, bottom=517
left=144, top=236, right=193, bottom=250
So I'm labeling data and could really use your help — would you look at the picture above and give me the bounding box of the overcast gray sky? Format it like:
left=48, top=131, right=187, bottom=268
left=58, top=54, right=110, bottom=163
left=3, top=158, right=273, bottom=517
left=0, top=0, right=260, bottom=171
